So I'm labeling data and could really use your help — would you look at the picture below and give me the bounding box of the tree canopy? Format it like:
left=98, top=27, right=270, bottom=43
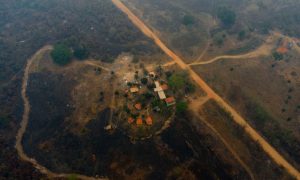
left=182, top=15, right=195, bottom=26
left=176, top=101, right=188, bottom=114
left=51, top=44, right=72, bottom=65
left=73, top=46, right=89, bottom=60
left=217, top=7, right=236, bottom=28
left=168, top=73, right=185, bottom=89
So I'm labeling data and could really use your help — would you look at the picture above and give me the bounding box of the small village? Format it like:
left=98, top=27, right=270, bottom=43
left=112, top=62, right=178, bottom=139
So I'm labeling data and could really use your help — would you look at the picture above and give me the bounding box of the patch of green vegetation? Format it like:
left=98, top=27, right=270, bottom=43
left=168, top=73, right=185, bottom=89
left=226, top=39, right=262, bottom=55
left=51, top=44, right=72, bottom=65
left=182, top=15, right=195, bottom=26
left=176, top=101, right=188, bottom=114
left=238, top=30, right=246, bottom=41
left=217, top=7, right=236, bottom=28
left=272, top=52, right=283, bottom=61
left=67, top=174, right=78, bottom=180
left=73, top=46, right=89, bottom=60
left=213, top=32, right=226, bottom=47
left=0, top=116, right=9, bottom=129
left=245, top=100, right=300, bottom=164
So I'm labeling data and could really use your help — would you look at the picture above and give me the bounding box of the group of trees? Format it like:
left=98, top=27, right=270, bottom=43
left=182, top=15, right=196, bottom=26
left=217, top=7, right=236, bottom=28
left=51, top=44, right=89, bottom=66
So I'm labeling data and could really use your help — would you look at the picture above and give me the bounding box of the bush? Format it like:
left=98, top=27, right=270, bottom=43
left=51, top=44, right=72, bottom=65
left=73, top=46, right=89, bottom=60
left=176, top=101, right=188, bottom=114
left=238, top=30, right=246, bottom=40
left=0, top=116, right=9, bottom=129
left=272, top=52, right=283, bottom=61
left=141, top=77, right=148, bottom=85
left=182, top=15, right=195, bottom=26
left=168, top=74, right=185, bottom=89
left=217, top=7, right=236, bottom=28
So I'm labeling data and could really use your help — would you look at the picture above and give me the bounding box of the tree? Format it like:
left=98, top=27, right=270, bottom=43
left=168, top=74, right=185, bottom=89
left=141, top=77, right=148, bottom=85
left=176, top=101, right=188, bottom=114
left=51, top=44, right=72, bottom=65
left=0, top=116, right=9, bottom=129
left=182, top=15, right=195, bottom=26
left=238, top=30, right=246, bottom=40
left=217, top=7, right=236, bottom=28
left=73, top=46, right=89, bottom=60
left=272, top=52, right=283, bottom=61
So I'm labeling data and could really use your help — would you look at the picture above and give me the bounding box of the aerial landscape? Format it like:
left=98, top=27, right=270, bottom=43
left=0, top=0, right=300, bottom=179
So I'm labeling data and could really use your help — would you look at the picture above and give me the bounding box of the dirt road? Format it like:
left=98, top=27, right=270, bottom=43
left=111, top=0, right=300, bottom=178
left=189, top=97, right=255, bottom=180
left=189, top=40, right=273, bottom=66
left=15, top=45, right=106, bottom=180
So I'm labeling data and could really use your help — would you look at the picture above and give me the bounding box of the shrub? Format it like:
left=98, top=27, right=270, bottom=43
left=176, top=101, right=188, bottom=114
left=217, top=7, right=236, bottom=28
left=51, top=44, right=72, bottom=65
left=0, top=116, right=9, bottom=129
left=73, top=46, right=89, bottom=60
left=272, top=52, right=283, bottom=61
left=168, top=74, right=185, bottom=89
left=141, top=77, right=148, bottom=85
left=182, top=15, right=195, bottom=26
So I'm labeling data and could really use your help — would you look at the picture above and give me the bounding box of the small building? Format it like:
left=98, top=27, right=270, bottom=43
left=276, top=47, right=288, bottom=54
left=161, top=84, right=168, bottom=91
left=165, top=97, right=176, bottom=106
left=157, top=91, right=166, bottom=100
left=146, top=116, right=153, bottom=125
left=136, top=118, right=143, bottom=125
left=154, top=81, right=166, bottom=100
left=135, top=103, right=142, bottom=110
left=128, top=117, right=134, bottom=124
left=130, top=86, right=139, bottom=93
left=154, top=81, right=160, bottom=88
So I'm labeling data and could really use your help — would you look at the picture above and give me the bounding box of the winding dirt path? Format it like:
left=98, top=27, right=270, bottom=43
left=15, top=45, right=106, bottom=180
left=189, top=41, right=273, bottom=66
left=111, top=0, right=300, bottom=178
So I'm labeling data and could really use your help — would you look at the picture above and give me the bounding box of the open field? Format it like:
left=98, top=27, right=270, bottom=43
left=2, top=0, right=300, bottom=179
left=192, top=47, right=300, bottom=169
left=111, top=0, right=300, bottom=178
left=15, top=46, right=249, bottom=179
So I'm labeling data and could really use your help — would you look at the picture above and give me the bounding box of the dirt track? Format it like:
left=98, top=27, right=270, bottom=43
left=189, top=38, right=274, bottom=66
left=189, top=97, right=255, bottom=180
left=15, top=45, right=106, bottom=180
left=111, top=0, right=300, bottom=178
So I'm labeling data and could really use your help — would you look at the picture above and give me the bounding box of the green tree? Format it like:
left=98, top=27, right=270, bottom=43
left=238, top=30, right=246, bottom=40
left=217, top=7, right=236, bottom=28
left=182, top=15, right=195, bottom=26
left=0, top=116, right=9, bottom=129
left=73, top=46, right=89, bottom=60
left=272, top=52, right=283, bottom=61
left=141, top=77, right=148, bottom=85
left=176, top=101, right=188, bottom=114
left=51, top=44, right=72, bottom=65
left=168, top=74, right=185, bottom=89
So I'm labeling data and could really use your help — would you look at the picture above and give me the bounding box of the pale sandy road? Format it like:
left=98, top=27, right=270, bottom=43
left=194, top=40, right=210, bottom=63
left=189, top=42, right=273, bottom=66
left=189, top=97, right=255, bottom=180
left=111, top=0, right=300, bottom=178
left=15, top=45, right=106, bottom=180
